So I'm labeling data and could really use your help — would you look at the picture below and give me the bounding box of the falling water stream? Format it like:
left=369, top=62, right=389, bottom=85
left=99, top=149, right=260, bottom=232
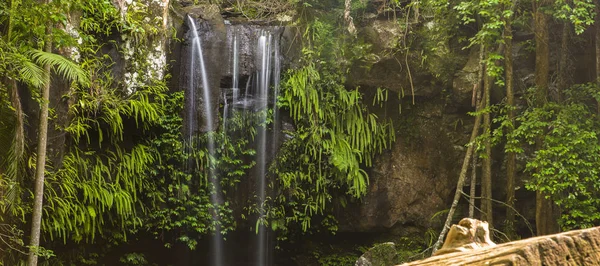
left=186, top=15, right=224, bottom=266
left=232, top=33, right=240, bottom=105
left=271, top=38, right=281, bottom=155
left=256, top=32, right=271, bottom=266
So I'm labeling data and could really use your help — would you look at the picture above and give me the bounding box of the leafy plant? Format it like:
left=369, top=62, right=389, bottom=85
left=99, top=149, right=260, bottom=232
left=508, top=84, right=600, bottom=229
left=267, top=15, right=395, bottom=237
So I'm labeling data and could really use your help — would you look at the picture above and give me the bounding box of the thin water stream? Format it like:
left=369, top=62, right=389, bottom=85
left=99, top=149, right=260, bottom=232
left=186, top=15, right=224, bottom=266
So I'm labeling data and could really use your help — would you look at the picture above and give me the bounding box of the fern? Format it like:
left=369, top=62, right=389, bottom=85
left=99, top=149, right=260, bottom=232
left=269, top=18, right=396, bottom=235
left=43, top=144, right=157, bottom=242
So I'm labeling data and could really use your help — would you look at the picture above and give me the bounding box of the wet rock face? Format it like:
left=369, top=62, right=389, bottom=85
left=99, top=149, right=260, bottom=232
left=175, top=4, right=294, bottom=135
left=452, top=47, right=480, bottom=107
left=347, top=27, right=439, bottom=98
left=222, top=24, right=284, bottom=79
left=179, top=6, right=227, bottom=133
left=338, top=102, right=464, bottom=232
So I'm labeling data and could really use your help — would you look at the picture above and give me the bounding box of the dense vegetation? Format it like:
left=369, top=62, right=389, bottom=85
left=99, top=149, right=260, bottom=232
left=2, top=0, right=600, bottom=265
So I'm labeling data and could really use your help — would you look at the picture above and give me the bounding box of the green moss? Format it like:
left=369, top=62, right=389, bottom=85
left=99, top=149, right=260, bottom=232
left=395, top=236, right=427, bottom=263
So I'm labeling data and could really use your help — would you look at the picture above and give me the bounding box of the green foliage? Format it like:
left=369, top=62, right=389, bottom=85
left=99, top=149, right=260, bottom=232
left=119, top=253, right=148, bottom=265
left=453, top=0, right=521, bottom=89
left=37, top=79, right=166, bottom=244
left=44, top=144, right=157, bottom=242
left=395, top=236, right=426, bottom=263
left=553, top=0, right=596, bottom=34
left=413, top=1, right=464, bottom=84
left=0, top=89, right=28, bottom=221
left=268, top=16, right=395, bottom=236
left=143, top=91, right=216, bottom=249
left=313, top=250, right=359, bottom=266
left=508, top=84, right=600, bottom=230
left=0, top=1, right=176, bottom=264
left=144, top=91, right=259, bottom=250
left=455, top=0, right=510, bottom=45
left=223, top=0, right=297, bottom=20
left=0, top=224, right=28, bottom=262
left=29, top=50, right=90, bottom=87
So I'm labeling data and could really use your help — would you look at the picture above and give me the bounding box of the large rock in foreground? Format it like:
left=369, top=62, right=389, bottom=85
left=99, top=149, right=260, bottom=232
left=401, top=226, right=600, bottom=266
left=434, top=218, right=496, bottom=256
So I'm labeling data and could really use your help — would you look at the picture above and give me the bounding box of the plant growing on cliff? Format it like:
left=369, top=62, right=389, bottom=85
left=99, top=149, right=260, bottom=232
left=268, top=15, right=395, bottom=237
left=144, top=91, right=257, bottom=250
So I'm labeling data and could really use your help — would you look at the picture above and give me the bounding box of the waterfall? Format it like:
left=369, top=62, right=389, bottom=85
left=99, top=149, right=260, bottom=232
left=222, top=92, right=228, bottom=135
left=186, top=15, right=224, bottom=266
left=271, top=37, right=281, bottom=155
left=232, top=33, right=240, bottom=105
left=255, top=32, right=270, bottom=266
left=185, top=17, right=283, bottom=265
left=254, top=29, right=281, bottom=266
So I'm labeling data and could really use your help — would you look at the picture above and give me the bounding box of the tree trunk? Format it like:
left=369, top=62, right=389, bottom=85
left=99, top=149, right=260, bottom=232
left=596, top=3, right=600, bottom=115
left=469, top=154, right=477, bottom=218
left=344, top=0, right=356, bottom=36
left=413, top=2, right=419, bottom=23
left=534, top=1, right=549, bottom=105
left=534, top=0, right=558, bottom=236
left=432, top=99, right=485, bottom=254
left=469, top=44, right=485, bottom=219
left=558, top=22, right=569, bottom=103
left=504, top=0, right=517, bottom=238
left=27, top=6, right=52, bottom=265
left=481, top=67, right=493, bottom=225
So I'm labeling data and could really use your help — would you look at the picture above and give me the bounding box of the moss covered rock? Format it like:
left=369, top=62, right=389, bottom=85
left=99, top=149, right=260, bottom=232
left=355, top=242, right=398, bottom=266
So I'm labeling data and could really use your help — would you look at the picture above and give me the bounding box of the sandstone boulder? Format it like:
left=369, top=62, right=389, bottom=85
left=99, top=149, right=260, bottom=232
left=401, top=226, right=600, bottom=266
left=434, top=218, right=496, bottom=256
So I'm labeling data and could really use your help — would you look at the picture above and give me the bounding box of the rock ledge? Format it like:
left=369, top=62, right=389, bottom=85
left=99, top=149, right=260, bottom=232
left=401, top=226, right=600, bottom=266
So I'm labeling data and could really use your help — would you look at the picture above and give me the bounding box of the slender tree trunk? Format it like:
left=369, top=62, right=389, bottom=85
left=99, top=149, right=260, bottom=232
left=469, top=45, right=485, bottom=219
left=504, top=0, right=517, bottom=238
left=534, top=1, right=549, bottom=104
left=344, top=0, right=356, bottom=36
left=432, top=99, right=485, bottom=254
left=481, top=64, right=493, bottom=225
left=469, top=154, right=477, bottom=218
left=504, top=0, right=518, bottom=237
left=413, top=2, right=419, bottom=23
left=595, top=3, right=600, bottom=115
left=533, top=0, right=558, bottom=236
left=27, top=5, right=52, bottom=265
left=558, top=23, right=569, bottom=103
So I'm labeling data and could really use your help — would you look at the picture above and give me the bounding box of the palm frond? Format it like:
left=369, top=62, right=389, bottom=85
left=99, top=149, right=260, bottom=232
left=15, top=57, right=45, bottom=88
left=29, top=50, right=90, bottom=87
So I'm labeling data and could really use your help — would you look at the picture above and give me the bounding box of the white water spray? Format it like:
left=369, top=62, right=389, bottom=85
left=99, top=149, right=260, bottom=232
left=255, top=30, right=281, bottom=266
